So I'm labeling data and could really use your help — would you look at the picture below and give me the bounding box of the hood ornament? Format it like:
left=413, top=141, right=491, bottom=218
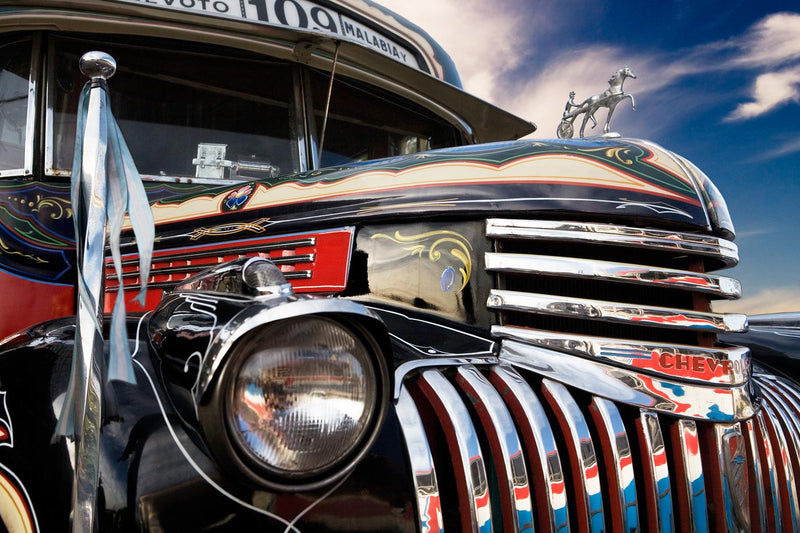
left=557, top=66, right=637, bottom=139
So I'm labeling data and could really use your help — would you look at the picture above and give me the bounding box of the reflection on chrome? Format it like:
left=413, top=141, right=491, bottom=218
left=500, top=340, right=756, bottom=421
left=416, top=370, right=492, bottom=531
left=752, top=408, right=784, bottom=530
left=590, top=397, right=639, bottom=532
left=493, top=325, right=751, bottom=386
left=674, top=419, right=708, bottom=533
left=542, top=380, right=605, bottom=533
left=490, top=365, right=570, bottom=533
left=485, top=219, right=739, bottom=266
left=714, top=424, right=751, bottom=531
left=758, top=379, right=800, bottom=531
left=485, top=251, right=741, bottom=298
left=638, top=411, right=673, bottom=532
left=455, top=366, right=534, bottom=533
left=488, top=289, right=748, bottom=333
left=743, top=417, right=768, bottom=532
left=395, top=388, right=443, bottom=533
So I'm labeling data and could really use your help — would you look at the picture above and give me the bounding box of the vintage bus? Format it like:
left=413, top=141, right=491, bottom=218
left=0, top=1, right=797, bottom=531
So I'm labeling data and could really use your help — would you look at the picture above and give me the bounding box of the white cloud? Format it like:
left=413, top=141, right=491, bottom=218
left=378, top=3, right=800, bottom=130
left=726, top=66, right=800, bottom=120
left=713, top=286, right=800, bottom=315
left=377, top=0, right=526, bottom=102
left=729, top=12, right=800, bottom=69
left=752, top=136, right=800, bottom=161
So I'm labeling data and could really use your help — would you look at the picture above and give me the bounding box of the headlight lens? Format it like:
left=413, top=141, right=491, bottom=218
left=227, top=316, right=377, bottom=478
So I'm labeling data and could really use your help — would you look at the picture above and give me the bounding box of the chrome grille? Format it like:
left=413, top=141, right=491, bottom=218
left=395, top=219, right=800, bottom=531
left=485, top=219, right=745, bottom=346
left=397, top=365, right=800, bottom=533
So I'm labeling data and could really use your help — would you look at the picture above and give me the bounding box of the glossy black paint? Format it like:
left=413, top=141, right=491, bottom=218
left=0, top=316, right=419, bottom=532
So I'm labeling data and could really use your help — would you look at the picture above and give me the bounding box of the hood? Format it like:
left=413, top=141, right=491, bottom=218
left=143, top=137, right=734, bottom=247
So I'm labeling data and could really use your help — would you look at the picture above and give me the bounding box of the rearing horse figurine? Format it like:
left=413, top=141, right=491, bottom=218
left=558, top=66, right=637, bottom=139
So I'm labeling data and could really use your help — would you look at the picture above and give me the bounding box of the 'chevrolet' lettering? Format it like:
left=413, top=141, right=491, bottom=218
left=657, top=353, right=749, bottom=376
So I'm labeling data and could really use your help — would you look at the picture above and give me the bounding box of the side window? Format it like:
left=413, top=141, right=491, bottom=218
left=0, top=37, right=33, bottom=175
left=309, top=70, right=461, bottom=167
left=49, top=36, right=299, bottom=181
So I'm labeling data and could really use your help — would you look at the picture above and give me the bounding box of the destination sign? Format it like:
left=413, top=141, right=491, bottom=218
left=112, top=0, right=422, bottom=70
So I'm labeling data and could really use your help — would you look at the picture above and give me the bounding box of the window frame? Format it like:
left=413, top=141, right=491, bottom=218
left=0, top=34, right=39, bottom=178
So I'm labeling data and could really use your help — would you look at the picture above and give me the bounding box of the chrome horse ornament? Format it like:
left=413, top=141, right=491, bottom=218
left=557, top=66, right=637, bottom=139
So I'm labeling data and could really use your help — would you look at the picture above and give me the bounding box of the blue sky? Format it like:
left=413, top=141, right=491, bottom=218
left=380, top=0, right=800, bottom=315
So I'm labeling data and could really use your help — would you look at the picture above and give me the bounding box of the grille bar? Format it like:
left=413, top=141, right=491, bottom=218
left=541, top=379, right=605, bottom=533
left=414, top=370, right=493, bottom=531
left=751, top=411, right=782, bottom=531
left=489, top=365, right=570, bottom=533
left=485, top=219, right=738, bottom=266
left=395, top=387, right=443, bottom=533
left=398, top=364, right=800, bottom=533
left=488, top=289, right=748, bottom=333
left=588, top=397, right=639, bottom=532
left=455, top=366, right=534, bottom=532
left=636, top=411, right=673, bottom=532
left=743, top=417, right=768, bottom=533
left=670, top=419, right=709, bottom=533
left=485, top=252, right=741, bottom=299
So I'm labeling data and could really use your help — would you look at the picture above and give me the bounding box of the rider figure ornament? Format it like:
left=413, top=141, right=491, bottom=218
left=557, top=66, right=636, bottom=139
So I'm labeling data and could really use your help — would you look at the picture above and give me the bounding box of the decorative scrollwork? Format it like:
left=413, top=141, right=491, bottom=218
left=0, top=237, right=48, bottom=264
left=31, top=195, right=73, bottom=220
left=371, top=230, right=473, bottom=292
left=577, top=146, right=635, bottom=165
left=190, top=217, right=272, bottom=240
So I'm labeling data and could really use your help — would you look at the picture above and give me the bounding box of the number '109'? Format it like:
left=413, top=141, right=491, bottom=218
left=248, top=0, right=340, bottom=33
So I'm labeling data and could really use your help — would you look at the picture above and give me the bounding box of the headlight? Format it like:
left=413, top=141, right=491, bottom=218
left=201, top=313, right=388, bottom=490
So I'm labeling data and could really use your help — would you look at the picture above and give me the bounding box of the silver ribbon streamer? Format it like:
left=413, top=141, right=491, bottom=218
left=53, top=52, right=154, bottom=532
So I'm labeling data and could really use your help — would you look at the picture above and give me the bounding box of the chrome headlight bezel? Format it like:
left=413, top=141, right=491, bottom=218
left=199, top=309, right=390, bottom=492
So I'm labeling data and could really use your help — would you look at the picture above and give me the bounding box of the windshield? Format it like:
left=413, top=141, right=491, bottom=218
left=47, top=35, right=462, bottom=181
left=50, top=36, right=299, bottom=180
left=309, top=69, right=460, bottom=167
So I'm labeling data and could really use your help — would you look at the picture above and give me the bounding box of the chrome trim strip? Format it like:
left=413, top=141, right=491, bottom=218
left=672, top=419, right=708, bottom=533
left=110, top=270, right=312, bottom=291
left=22, top=35, right=39, bottom=176
left=396, top=386, right=443, bottom=533
left=488, top=289, right=748, bottom=333
left=456, top=366, right=534, bottom=533
left=486, top=219, right=739, bottom=266
left=758, top=395, right=800, bottom=532
left=116, top=238, right=317, bottom=267
left=492, top=325, right=751, bottom=386
left=500, top=339, right=756, bottom=421
left=589, top=397, right=639, bottom=533
left=417, top=370, right=493, bottom=532
left=485, top=252, right=741, bottom=298
left=489, top=365, right=569, bottom=533
left=541, top=380, right=605, bottom=533
left=637, top=411, right=674, bottom=533
left=109, top=254, right=316, bottom=281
